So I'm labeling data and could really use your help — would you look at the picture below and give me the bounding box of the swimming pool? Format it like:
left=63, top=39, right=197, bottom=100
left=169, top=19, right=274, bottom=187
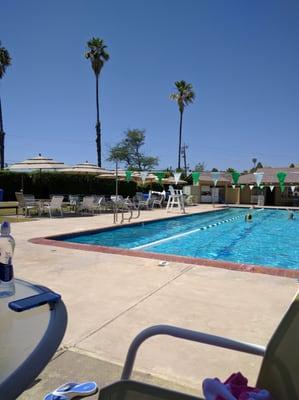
left=60, top=208, right=299, bottom=271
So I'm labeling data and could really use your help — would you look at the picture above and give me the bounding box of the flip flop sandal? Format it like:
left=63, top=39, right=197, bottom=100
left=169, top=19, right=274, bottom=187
left=43, top=381, right=98, bottom=400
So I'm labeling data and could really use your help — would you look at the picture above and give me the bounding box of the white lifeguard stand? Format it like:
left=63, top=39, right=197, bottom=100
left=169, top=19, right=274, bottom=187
left=166, top=186, right=185, bottom=213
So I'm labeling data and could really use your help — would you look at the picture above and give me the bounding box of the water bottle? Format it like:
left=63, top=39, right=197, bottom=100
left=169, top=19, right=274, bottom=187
left=0, top=221, right=15, bottom=297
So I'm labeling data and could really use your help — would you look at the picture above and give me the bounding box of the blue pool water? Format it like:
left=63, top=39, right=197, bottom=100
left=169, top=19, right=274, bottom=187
left=62, top=208, right=299, bottom=270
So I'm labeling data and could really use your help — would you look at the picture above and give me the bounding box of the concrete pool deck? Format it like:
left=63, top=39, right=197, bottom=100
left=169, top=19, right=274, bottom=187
left=11, top=205, right=298, bottom=398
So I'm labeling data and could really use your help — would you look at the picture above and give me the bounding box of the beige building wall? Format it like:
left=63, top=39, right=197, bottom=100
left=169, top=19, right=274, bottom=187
left=240, top=187, right=251, bottom=204
left=225, top=187, right=239, bottom=204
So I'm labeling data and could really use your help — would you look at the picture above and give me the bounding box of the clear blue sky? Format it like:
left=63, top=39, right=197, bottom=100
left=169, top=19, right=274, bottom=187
left=1, top=0, right=298, bottom=171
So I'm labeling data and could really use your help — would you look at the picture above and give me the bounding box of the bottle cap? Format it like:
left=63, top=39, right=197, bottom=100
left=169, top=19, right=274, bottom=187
left=1, top=221, right=11, bottom=235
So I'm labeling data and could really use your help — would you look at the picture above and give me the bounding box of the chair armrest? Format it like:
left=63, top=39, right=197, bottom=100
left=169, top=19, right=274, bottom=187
left=121, top=324, right=266, bottom=380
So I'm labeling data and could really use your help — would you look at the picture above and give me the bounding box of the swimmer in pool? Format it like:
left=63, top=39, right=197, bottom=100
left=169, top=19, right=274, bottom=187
left=288, top=211, right=295, bottom=220
left=245, top=213, right=253, bottom=222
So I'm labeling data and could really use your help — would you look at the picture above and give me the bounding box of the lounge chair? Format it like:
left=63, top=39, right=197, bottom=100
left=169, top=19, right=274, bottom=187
left=15, top=192, right=41, bottom=217
left=98, top=292, right=299, bottom=399
left=42, top=195, right=64, bottom=217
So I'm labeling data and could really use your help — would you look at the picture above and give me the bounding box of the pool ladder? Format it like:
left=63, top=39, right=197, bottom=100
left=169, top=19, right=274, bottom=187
left=112, top=202, right=141, bottom=224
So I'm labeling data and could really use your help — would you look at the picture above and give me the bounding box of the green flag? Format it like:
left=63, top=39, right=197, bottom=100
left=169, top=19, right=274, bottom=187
left=125, top=170, right=133, bottom=182
left=276, top=171, right=287, bottom=193
left=231, top=170, right=240, bottom=185
left=155, top=172, right=165, bottom=183
left=192, top=171, right=200, bottom=185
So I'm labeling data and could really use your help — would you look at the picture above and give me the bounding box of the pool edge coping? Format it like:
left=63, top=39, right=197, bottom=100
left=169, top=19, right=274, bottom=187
left=29, top=237, right=299, bottom=278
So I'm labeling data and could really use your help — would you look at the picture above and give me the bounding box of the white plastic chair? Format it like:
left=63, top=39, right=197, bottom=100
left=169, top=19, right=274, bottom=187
left=43, top=196, right=64, bottom=218
left=78, top=196, right=97, bottom=215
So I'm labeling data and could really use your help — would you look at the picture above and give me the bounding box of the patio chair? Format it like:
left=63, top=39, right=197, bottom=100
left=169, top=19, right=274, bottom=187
left=151, top=193, right=165, bottom=208
left=78, top=196, right=97, bottom=215
left=15, top=192, right=41, bottom=217
left=98, top=292, right=299, bottom=400
left=93, top=196, right=106, bottom=213
left=111, top=195, right=124, bottom=203
left=134, top=192, right=152, bottom=210
left=68, top=195, right=80, bottom=212
left=42, top=195, right=64, bottom=217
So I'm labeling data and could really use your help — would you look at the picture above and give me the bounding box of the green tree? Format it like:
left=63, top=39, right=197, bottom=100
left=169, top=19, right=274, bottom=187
left=108, top=129, right=158, bottom=171
left=211, top=167, right=218, bottom=172
left=226, top=167, right=235, bottom=173
left=85, top=37, right=109, bottom=167
left=170, top=80, right=195, bottom=169
left=252, top=158, right=257, bottom=169
left=256, top=162, right=263, bottom=169
left=0, top=41, right=11, bottom=170
left=194, top=162, right=206, bottom=172
left=289, top=163, right=295, bottom=168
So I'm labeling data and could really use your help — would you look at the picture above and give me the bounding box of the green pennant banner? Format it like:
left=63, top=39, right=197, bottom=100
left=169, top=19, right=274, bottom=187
left=155, top=172, right=165, bottom=183
left=125, top=170, right=133, bottom=182
left=276, top=171, right=287, bottom=193
left=192, top=171, right=200, bottom=185
left=231, top=170, right=240, bottom=185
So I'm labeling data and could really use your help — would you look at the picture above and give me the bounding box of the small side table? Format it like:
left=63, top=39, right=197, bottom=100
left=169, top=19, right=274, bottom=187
left=0, top=279, right=67, bottom=400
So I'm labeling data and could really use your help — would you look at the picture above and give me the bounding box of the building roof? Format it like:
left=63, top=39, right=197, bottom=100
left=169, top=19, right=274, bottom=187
left=195, top=171, right=231, bottom=183
left=239, top=167, right=299, bottom=184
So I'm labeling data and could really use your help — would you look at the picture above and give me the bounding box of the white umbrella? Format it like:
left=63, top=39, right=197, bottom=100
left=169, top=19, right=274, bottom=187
left=60, top=161, right=110, bottom=174
left=9, top=154, right=68, bottom=171
left=161, top=176, right=187, bottom=185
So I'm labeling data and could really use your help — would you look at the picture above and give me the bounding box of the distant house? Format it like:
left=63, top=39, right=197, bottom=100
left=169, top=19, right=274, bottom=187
left=238, top=167, right=299, bottom=206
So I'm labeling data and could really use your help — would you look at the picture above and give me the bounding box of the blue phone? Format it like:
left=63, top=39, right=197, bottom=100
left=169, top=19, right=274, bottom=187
left=8, top=291, right=61, bottom=312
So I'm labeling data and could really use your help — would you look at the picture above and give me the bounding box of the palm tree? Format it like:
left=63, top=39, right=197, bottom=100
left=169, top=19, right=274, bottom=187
left=85, top=38, right=109, bottom=167
left=0, top=41, right=11, bottom=170
left=170, top=80, right=195, bottom=169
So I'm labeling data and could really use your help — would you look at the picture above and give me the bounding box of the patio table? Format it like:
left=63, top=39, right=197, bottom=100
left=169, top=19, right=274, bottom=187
left=0, top=278, right=67, bottom=399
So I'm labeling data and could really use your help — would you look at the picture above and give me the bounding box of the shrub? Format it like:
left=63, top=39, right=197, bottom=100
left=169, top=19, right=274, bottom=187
left=0, top=171, right=137, bottom=200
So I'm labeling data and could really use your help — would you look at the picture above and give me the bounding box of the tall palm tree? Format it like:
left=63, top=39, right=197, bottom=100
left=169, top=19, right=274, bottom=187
left=0, top=41, right=11, bottom=170
left=170, top=80, right=195, bottom=169
left=85, top=38, right=109, bottom=167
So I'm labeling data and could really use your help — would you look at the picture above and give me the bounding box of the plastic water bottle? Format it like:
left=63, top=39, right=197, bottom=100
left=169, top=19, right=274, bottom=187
left=0, top=221, right=15, bottom=297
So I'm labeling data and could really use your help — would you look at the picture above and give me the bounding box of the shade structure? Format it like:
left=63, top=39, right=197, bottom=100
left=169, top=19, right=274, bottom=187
left=9, top=154, right=68, bottom=171
left=60, top=161, right=110, bottom=175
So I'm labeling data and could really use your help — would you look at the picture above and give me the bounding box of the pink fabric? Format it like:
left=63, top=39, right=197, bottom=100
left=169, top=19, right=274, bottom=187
left=203, top=372, right=272, bottom=400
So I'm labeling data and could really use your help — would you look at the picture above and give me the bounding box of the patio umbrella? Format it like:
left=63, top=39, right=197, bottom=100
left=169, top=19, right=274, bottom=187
left=9, top=154, right=68, bottom=172
left=59, top=161, right=110, bottom=175
left=9, top=154, right=69, bottom=192
left=97, top=171, right=157, bottom=214
left=161, top=176, right=187, bottom=185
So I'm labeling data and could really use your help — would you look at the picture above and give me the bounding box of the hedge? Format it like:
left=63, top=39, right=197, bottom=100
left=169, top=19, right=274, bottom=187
left=0, top=171, right=167, bottom=201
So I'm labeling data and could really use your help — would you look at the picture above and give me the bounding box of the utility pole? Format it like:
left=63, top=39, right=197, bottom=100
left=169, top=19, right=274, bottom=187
left=181, top=143, right=188, bottom=176
left=0, top=99, right=5, bottom=170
